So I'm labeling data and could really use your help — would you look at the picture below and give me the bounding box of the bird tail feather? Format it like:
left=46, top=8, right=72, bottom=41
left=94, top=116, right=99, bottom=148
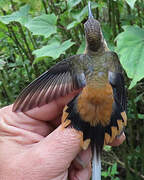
left=92, top=145, right=101, bottom=180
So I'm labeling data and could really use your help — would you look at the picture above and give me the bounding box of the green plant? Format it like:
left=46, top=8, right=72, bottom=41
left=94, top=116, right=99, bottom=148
left=102, top=163, right=119, bottom=180
left=0, top=0, right=144, bottom=179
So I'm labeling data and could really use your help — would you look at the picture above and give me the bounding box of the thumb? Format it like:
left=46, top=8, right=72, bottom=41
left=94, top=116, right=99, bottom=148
left=33, top=125, right=81, bottom=177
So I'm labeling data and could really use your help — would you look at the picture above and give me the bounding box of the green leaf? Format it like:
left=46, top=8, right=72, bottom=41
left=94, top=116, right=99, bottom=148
left=0, top=0, right=10, bottom=10
left=115, top=26, right=144, bottom=89
left=0, top=59, right=6, bottom=70
left=108, top=166, right=111, bottom=175
left=67, top=2, right=98, bottom=29
left=101, top=171, right=109, bottom=177
left=26, top=14, right=57, bottom=38
left=77, top=40, right=85, bottom=54
left=67, top=21, right=79, bottom=30
left=67, top=0, right=81, bottom=11
left=125, top=0, right=137, bottom=9
left=70, top=2, right=98, bottom=24
left=103, top=145, right=112, bottom=152
left=0, top=5, right=30, bottom=25
left=20, top=0, right=43, bottom=12
left=115, top=178, right=120, bottom=180
left=33, top=39, right=75, bottom=60
left=111, top=163, right=118, bottom=175
left=137, top=114, right=144, bottom=119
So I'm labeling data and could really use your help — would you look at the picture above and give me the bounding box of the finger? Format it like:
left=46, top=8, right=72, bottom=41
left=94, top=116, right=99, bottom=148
left=69, top=162, right=91, bottom=180
left=72, top=147, right=92, bottom=170
left=0, top=105, right=54, bottom=138
left=25, top=90, right=81, bottom=121
left=27, top=125, right=82, bottom=179
left=109, top=132, right=126, bottom=146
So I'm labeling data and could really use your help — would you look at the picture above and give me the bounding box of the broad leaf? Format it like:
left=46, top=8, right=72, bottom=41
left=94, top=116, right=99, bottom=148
left=67, top=21, right=79, bottom=30
left=19, top=0, right=42, bottom=12
left=67, top=2, right=98, bottom=29
left=59, top=11, right=69, bottom=27
left=26, top=14, right=57, bottom=38
left=77, top=40, right=85, bottom=54
left=67, top=0, right=81, bottom=11
left=0, top=0, right=10, bottom=10
left=125, top=0, right=137, bottom=9
left=0, top=5, right=30, bottom=25
left=116, top=26, right=144, bottom=89
left=71, top=6, right=88, bottom=23
left=33, top=39, right=75, bottom=60
left=72, top=2, right=98, bottom=21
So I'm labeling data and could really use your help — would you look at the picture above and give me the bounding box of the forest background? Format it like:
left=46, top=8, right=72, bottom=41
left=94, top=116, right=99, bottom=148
left=0, top=0, right=144, bottom=179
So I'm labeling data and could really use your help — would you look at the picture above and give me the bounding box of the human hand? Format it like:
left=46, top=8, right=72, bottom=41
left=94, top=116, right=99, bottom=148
left=0, top=91, right=125, bottom=180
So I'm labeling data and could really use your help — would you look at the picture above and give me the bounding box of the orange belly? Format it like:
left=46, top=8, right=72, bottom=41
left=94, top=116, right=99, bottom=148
left=77, top=83, right=114, bottom=127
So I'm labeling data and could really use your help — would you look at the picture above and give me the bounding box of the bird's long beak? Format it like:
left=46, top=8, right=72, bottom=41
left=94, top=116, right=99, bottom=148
left=88, top=1, right=93, bottom=18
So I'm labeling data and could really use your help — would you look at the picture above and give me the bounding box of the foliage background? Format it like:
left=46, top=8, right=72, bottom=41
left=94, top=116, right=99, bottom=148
left=0, top=0, right=144, bottom=179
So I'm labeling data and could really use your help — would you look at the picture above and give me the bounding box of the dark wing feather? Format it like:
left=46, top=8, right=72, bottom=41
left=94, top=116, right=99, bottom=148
left=108, top=52, right=127, bottom=111
left=13, top=54, right=89, bottom=112
left=106, top=52, right=127, bottom=144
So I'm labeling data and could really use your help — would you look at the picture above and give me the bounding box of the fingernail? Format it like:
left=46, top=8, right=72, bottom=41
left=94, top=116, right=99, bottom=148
left=75, top=156, right=87, bottom=169
left=75, top=147, right=92, bottom=169
left=109, top=132, right=126, bottom=146
left=116, top=132, right=125, bottom=140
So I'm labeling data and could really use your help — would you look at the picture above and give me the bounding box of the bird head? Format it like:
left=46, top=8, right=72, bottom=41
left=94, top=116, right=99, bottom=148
left=84, top=2, right=103, bottom=52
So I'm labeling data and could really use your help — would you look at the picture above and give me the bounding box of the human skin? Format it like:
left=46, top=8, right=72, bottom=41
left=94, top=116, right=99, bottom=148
left=0, top=90, right=125, bottom=180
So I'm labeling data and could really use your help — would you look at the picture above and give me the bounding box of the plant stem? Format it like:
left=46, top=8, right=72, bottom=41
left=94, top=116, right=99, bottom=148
left=126, top=4, right=133, bottom=25
left=115, top=1, right=122, bottom=33
left=27, top=30, right=38, bottom=49
left=111, top=1, right=117, bottom=38
left=14, top=23, right=39, bottom=76
left=107, top=0, right=112, bottom=26
left=15, top=22, right=34, bottom=64
left=10, top=0, right=16, bottom=11
left=96, top=8, right=99, bottom=19
left=7, top=26, right=31, bottom=81
left=136, top=1, right=142, bottom=27
left=0, top=71, right=14, bottom=102
left=0, top=8, right=32, bottom=81
left=42, top=0, right=48, bottom=14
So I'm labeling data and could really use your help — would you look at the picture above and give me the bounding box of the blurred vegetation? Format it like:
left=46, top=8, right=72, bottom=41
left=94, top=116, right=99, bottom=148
left=0, top=0, right=144, bottom=179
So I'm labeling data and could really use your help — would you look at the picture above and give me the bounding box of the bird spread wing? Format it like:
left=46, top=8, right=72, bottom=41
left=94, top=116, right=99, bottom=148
left=13, top=54, right=90, bottom=112
left=103, top=52, right=127, bottom=145
left=108, top=52, right=127, bottom=111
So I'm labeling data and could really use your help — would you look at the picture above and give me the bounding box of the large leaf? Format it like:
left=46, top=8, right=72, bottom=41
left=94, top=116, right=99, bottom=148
left=0, top=0, right=10, bottom=10
left=33, top=39, right=75, bottom=60
left=67, top=21, right=79, bottom=30
left=67, top=0, right=81, bottom=11
left=115, top=26, right=144, bottom=89
left=19, top=0, right=42, bottom=12
left=72, top=2, right=98, bottom=22
left=26, top=14, right=57, bottom=38
left=67, top=2, right=98, bottom=29
left=0, top=5, right=30, bottom=25
left=125, top=0, right=137, bottom=9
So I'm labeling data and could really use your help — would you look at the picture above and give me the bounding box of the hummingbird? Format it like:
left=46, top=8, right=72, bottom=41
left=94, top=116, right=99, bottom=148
left=12, top=2, right=127, bottom=180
